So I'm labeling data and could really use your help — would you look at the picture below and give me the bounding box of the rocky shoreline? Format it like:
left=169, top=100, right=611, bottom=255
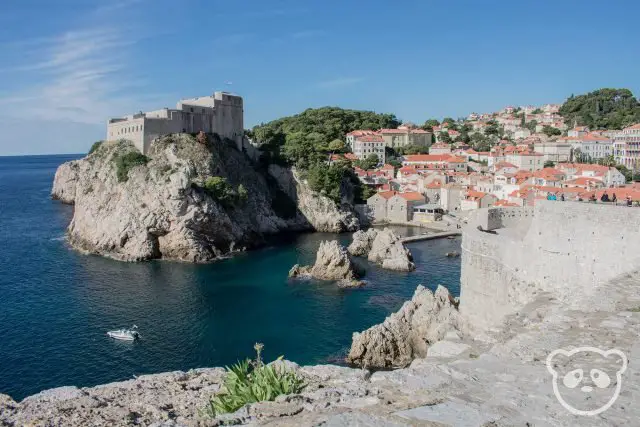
left=3, top=269, right=640, bottom=426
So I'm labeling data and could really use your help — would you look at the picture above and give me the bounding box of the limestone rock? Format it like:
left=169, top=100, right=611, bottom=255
left=426, top=340, right=471, bottom=358
left=268, top=165, right=359, bottom=233
left=347, top=285, right=461, bottom=368
left=367, top=228, right=415, bottom=271
left=347, top=228, right=378, bottom=256
left=50, top=136, right=359, bottom=263
left=289, top=240, right=363, bottom=287
left=51, top=160, right=80, bottom=204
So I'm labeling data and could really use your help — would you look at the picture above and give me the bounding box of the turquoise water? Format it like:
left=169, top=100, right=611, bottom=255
left=0, top=155, right=461, bottom=400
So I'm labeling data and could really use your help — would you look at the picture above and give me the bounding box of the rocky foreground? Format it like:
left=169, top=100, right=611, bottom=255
left=3, top=270, right=640, bottom=426
left=51, top=135, right=358, bottom=262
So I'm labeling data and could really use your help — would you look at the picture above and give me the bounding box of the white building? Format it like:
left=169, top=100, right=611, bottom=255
left=506, top=152, right=544, bottom=171
left=533, top=140, right=572, bottom=163
left=614, top=124, right=640, bottom=168
left=107, top=92, right=244, bottom=155
left=353, top=135, right=386, bottom=163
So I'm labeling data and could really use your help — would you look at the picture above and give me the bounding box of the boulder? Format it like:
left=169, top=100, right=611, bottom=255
left=347, top=285, right=461, bottom=368
left=289, top=240, right=363, bottom=287
left=367, top=228, right=415, bottom=271
left=347, top=228, right=378, bottom=256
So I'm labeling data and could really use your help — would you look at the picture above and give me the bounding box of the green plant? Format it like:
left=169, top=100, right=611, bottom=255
left=203, top=177, right=235, bottom=204
left=237, top=184, right=248, bottom=204
left=202, top=344, right=306, bottom=417
left=88, top=140, right=104, bottom=155
left=114, top=151, right=149, bottom=182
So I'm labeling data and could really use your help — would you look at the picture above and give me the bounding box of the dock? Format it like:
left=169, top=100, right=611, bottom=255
left=400, top=231, right=461, bottom=243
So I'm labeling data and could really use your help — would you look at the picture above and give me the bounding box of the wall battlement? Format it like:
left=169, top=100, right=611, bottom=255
left=460, top=201, right=640, bottom=329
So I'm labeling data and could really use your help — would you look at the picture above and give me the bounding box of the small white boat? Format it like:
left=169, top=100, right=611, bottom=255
left=107, top=325, right=139, bottom=341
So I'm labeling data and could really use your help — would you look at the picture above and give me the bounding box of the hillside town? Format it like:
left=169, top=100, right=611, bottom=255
left=340, top=103, right=640, bottom=225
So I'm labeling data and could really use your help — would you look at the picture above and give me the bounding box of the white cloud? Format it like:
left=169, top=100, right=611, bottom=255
left=0, top=5, right=157, bottom=127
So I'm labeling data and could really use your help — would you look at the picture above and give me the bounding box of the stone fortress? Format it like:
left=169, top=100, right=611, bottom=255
left=107, top=92, right=244, bottom=155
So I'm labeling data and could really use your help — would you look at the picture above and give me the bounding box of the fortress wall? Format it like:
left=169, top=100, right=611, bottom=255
left=460, top=201, right=640, bottom=329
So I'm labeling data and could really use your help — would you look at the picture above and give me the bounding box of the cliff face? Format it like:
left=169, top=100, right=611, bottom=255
left=51, top=135, right=358, bottom=262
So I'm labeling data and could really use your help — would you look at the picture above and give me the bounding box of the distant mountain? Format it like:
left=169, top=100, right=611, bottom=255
left=559, top=88, right=640, bottom=130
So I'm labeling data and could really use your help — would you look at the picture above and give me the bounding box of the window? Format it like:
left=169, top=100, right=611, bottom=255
left=190, top=108, right=194, bottom=112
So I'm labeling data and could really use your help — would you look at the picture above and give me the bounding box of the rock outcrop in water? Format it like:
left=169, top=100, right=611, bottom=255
left=347, top=285, right=462, bottom=368
left=50, top=135, right=359, bottom=262
left=289, top=240, right=363, bottom=287
left=348, top=228, right=415, bottom=271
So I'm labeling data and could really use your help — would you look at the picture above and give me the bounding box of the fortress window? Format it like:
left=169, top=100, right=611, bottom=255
left=190, top=108, right=194, bottom=112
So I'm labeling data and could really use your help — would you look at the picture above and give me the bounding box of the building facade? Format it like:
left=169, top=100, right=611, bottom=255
left=107, top=92, right=244, bottom=155
left=352, top=135, right=386, bottom=163
left=614, top=124, right=640, bottom=168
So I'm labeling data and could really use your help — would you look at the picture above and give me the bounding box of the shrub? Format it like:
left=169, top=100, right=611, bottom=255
left=203, top=177, right=235, bottom=204
left=115, top=151, right=149, bottom=182
left=202, top=344, right=306, bottom=417
left=88, top=141, right=104, bottom=155
left=202, top=177, right=248, bottom=208
left=237, top=184, right=248, bottom=203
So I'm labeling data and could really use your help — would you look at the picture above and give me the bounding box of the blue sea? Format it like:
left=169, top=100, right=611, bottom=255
left=0, top=155, right=461, bottom=401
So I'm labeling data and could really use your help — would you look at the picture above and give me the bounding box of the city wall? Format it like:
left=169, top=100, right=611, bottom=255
left=460, top=201, right=640, bottom=329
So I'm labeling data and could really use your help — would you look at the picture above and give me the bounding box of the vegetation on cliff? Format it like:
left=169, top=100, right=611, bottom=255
left=559, top=88, right=640, bottom=129
left=203, top=344, right=305, bottom=416
left=114, top=151, right=149, bottom=182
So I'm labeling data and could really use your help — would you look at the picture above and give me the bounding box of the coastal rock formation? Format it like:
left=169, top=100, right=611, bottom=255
left=50, top=135, right=359, bottom=262
left=347, top=285, right=461, bottom=368
left=348, top=228, right=415, bottom=271
left=51, top=161, right=79, bottom=204
left=289, top=240, right=363, bottom=287
left=369, top=228, right=415, bottom=271
left=347, top=228, right=378, bottom=256
left=268, top=164, right=359, bottom=233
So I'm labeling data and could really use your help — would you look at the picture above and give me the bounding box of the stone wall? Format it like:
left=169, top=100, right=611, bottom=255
left=460, top=201, right=640, bottom=329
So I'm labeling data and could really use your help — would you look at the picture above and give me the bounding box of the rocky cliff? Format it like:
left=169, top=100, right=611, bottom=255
left=51, top=135, right=359, bottom=262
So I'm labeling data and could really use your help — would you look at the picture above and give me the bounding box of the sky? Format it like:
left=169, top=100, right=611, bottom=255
left=0, top=0, right=639, bottom=155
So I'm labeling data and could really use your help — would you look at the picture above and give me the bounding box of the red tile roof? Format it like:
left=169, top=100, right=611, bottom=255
left=397, top=191, right=426, bottom=201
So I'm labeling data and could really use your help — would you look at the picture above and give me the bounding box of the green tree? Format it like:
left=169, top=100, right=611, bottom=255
left=531, top=108, right=543, bottom=114
left=354, top=154, right=379, bottom=170
left=442, top=117, right=456, bottom=126
left=559, top=88, right=640, bottom=129
left=438, top=132, right=452, bottom=143
left=543, top=160, right=556, bottom=168
left=542, top=125, right=562, bottom=137
left=422, top=119, right=440, bottom=130
left=327, top=139, right=346, bottom=152
left=524, top=119, right=538, bottom=134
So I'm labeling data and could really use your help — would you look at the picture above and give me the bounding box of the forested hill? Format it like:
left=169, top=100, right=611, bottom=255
left=248, top=107, right=399, bottom=168
left=247, top=107, right=399, bottom=203
left=559, top=88, right=640, bottom=130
